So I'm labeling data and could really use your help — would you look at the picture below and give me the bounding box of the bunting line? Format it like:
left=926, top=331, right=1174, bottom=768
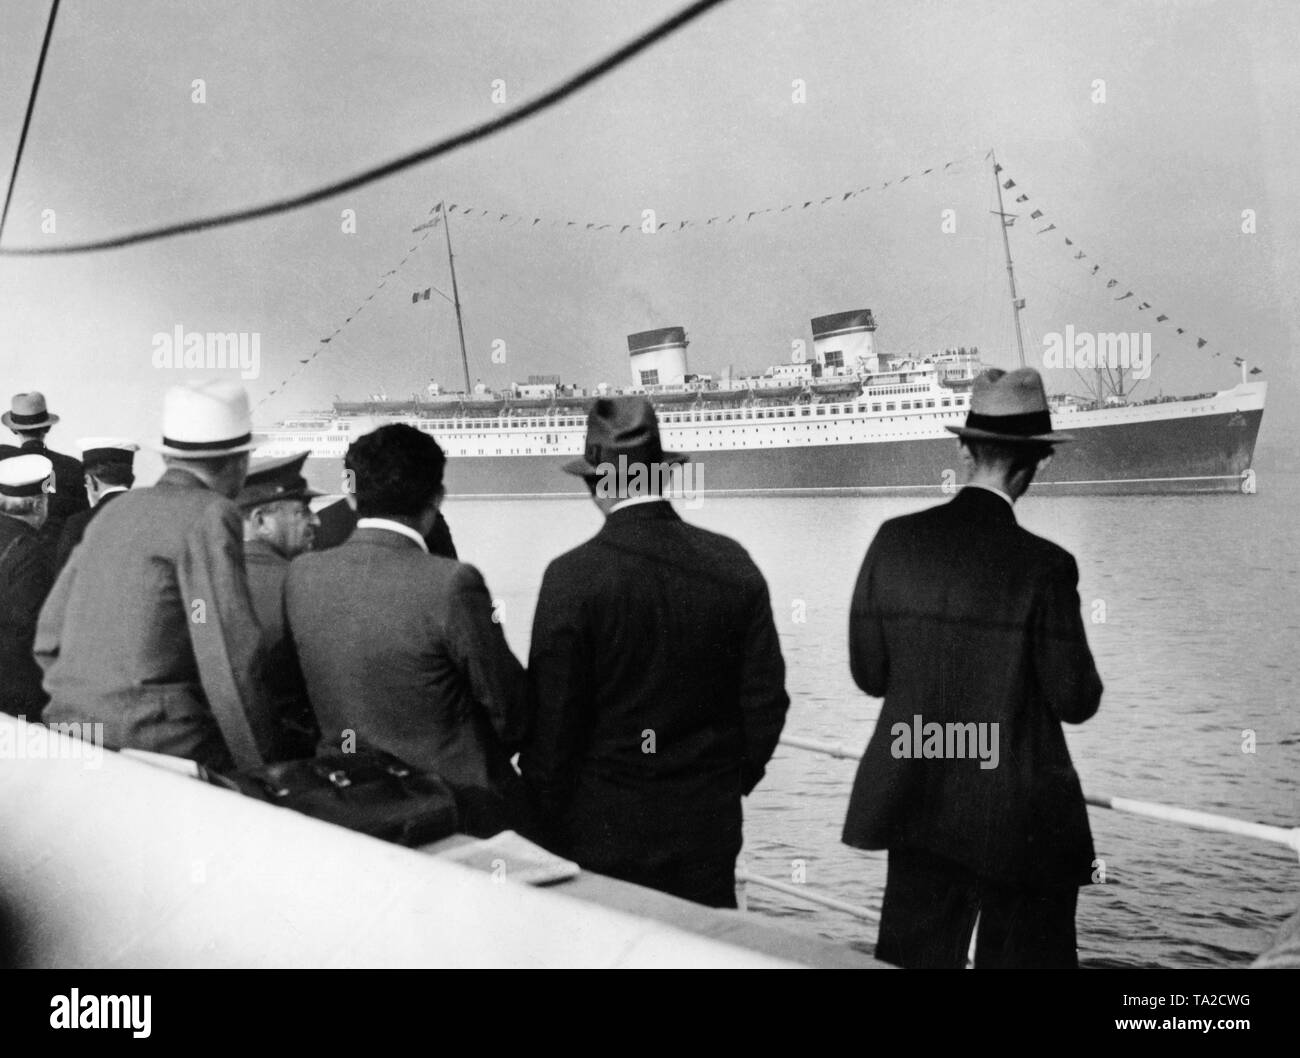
left=990, top=154, right=1234, bottom=363
left=258, top=152, right=1259, bottom=410
left=254, top=204, right=446, bottom=408
left=429, top=152, right=982, bottom=236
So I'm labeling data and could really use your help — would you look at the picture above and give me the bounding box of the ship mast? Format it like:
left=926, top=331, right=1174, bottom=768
left=991, top=150, right=1027, bottom=368
left=439, top=201, right=473, bottom=394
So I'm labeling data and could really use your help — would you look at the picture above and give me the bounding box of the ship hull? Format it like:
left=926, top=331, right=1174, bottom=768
left=298, top=406, right=1265, bottom=498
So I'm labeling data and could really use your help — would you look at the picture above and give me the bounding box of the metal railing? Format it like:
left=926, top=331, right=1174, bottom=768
left=736, top=733, right=1300, bottom=925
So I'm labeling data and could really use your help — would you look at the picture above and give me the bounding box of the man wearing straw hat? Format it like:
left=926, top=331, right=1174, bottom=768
left=0, top=453, right=56, bottom=715
left=36, top=380, right=278, bottom=772
left=842, top=367, right=1103, bottom=968
left=1, top=392, right=89, bottom=545
left=521, top=396, right=789, bottom=907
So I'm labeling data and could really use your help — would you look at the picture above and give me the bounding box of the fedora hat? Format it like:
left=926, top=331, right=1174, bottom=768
left=562, top=396, right=687, bottom=478
left=3, top=391, right=59, bottom=431
left=236, top=452, right=322, bottom=509
left=945, top=367, right=1075, bottom=444
left=155, top=379, right=261, bottom=458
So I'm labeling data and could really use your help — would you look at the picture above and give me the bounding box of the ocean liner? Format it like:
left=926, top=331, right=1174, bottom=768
left=256, top=161, right=1266, bottom=498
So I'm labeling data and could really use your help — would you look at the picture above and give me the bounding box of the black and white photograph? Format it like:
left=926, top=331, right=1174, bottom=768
left=0, top=0, right=1295, bottom=1033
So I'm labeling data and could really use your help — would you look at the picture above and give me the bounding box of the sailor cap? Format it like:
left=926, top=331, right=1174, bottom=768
left=78, top=437, right=140, bottom=467
left=0, top=453, right=55, bottom=497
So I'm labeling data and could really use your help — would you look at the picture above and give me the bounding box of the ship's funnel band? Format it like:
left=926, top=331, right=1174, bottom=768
left=810, top=310, right=876, bottom=338
left=627, top=327, right=687, bottom=355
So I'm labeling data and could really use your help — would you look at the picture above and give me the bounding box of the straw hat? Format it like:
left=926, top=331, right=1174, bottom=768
left=155, top=380, right=261, bottom=458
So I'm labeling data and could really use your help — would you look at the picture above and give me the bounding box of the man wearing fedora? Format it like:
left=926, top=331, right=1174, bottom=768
left=236, top=452, right=322, bottom=758
left=0, top=453, right=56, bottom=716
left=285, top=424, right=530, bottom=836
left=842, top=367, right=1103, bottom=968
left=1, top=392, right=89, bottom=546
left=520, top=396, right=789, bottom=908
left=36, top=380, right=278, bottom=772
left=54, top=438, right=140, bottom=572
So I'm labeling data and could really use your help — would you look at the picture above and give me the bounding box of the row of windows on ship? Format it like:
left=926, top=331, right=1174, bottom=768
left=279, top=392, right=971, bottom=443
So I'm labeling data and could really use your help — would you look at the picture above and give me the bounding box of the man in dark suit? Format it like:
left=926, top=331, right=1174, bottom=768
left=1, top=392, right=88, bottom=548
left=237, top=452, right=321, bottom=758
left=36, top=381, right=277, bottom=772
left=285, top=424, right=528, bottom=836
left=0, top=454, right=56, bottom=716
left=520, top=397, right=790, bottom=908
left=842, top=367, right=1103, bottom=969
left=54, top=438, right=139, bottom=572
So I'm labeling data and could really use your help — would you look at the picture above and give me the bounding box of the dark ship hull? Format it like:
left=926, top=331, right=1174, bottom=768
left=299, top=404, right=1265, bottom=499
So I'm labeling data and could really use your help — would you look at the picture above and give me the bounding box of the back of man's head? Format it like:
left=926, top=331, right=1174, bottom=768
left=86, top=461, right=135, bottom=490
left=162, top=452, right=250, bottom=499
left=964, top=438, right=1053, bottom=475
left=0, top=493, right=47, bottom=528
left=346, top=423, right=445, bottom=518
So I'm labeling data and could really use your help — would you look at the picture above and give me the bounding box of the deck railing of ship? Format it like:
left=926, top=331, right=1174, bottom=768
left=733, top=734, right=1300, bottom=926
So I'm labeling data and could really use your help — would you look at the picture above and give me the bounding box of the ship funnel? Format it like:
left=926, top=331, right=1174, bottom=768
left=811, top=310, right=877, bottom=374
left=627, top=327, right=688, bottom=388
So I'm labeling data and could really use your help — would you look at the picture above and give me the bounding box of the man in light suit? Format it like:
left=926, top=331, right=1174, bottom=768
left=842, top=367, right=1103, bottom=968
left=237, top=452, right=321, bottom=758
left=285, top=424, right=528, bottom=836
left=520, top=397, right=790, bottom=907
left=36, top=381, right=277, bottom=772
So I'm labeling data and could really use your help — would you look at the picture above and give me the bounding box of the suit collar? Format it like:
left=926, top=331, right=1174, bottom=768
left=961, top=482, right=1015, bottom=509
left=607, top=499, right=679, bottom=521
left=349, top=525, right=427, bottom=551
left=158, top=467, right=217, bottom=491
left=601, top=500, right=682, bottom=534
left=355, top=517, right=429, bottom=552
left=244, top=537, right=289, bottom=563
left=0, top=513, right=38, bottom=539
left=951, top=484, right=1017, bottom=523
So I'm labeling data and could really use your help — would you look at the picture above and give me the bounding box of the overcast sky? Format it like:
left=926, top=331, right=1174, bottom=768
left=1, top=0, right=1295, bottom=467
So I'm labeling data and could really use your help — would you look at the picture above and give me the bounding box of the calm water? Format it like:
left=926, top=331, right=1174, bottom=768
left=444, top=473, right=1300, bottom=968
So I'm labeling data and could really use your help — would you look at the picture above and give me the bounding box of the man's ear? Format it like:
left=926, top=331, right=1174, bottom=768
left=957, top=440, right=974, bottom=471
left=1037, top=454, right=1054, bottom=473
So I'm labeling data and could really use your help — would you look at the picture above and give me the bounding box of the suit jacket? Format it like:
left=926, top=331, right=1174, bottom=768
left=313, top=498, right=458, bottom=558
left=519, top=501, right=790, bottom=871
left=54, top=488, right=125, bottom=572
left=285, top=527, right=527, bottom=835
left=35, top=468, right=278, bottom=771
left=244, top=538, right=318, bottom=757
left=841, top=486, right=1103, bottom=888
left=1, top=439, right=89, bottom=547
left=0, top=515, right=55, bottom=715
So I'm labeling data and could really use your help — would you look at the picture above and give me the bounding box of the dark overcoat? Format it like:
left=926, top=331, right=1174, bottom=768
left=520, top=501, right=790, bottom=873
left=842, top=486, right=1103, bottom=888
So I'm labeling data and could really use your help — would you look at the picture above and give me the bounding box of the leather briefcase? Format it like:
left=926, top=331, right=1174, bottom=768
left=207, top=749, right=461, bottom=847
